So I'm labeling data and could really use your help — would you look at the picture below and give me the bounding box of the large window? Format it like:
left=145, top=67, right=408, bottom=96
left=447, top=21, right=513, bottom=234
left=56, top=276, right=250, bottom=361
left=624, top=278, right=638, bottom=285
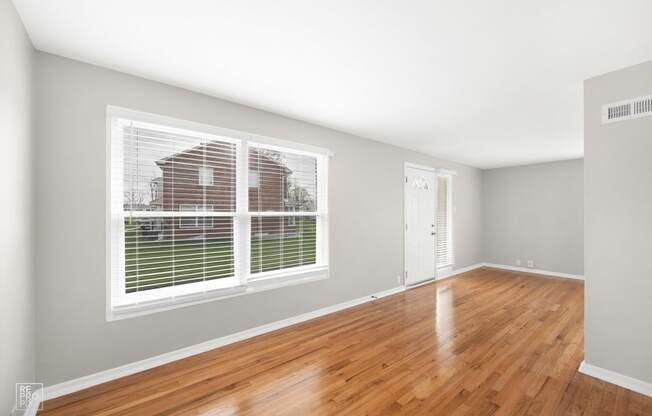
left=436, top=174, right=454, bottom=269
left=108, top=107, right=329, bottom=318
left=179, top=204, right=215, bottom=229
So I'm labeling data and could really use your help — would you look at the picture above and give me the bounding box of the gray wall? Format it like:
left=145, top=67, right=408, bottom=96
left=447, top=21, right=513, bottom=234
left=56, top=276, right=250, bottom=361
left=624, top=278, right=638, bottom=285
left=0, top=0, right=35, bottom=413
left=584, top=60, right=652, bottom=383
left=482, top=159, right=584, bottom=275
left=33, top=52, right=484, bottom=385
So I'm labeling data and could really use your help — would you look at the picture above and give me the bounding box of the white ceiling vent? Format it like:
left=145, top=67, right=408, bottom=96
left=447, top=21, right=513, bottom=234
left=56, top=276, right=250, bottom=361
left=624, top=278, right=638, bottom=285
left=602, top=94, right=652, bottom=123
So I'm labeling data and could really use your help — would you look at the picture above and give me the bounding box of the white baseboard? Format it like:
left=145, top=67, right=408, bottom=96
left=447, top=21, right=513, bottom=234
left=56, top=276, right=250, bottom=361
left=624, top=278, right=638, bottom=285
left=38, top=285, right=405, bottom=406
left=23, top=262, right=586, bottom=415
left=481, top=263, right=584, bottom=280
left=18, top=388, right=43, bottom=416
left=579, top=361, right=652, bottom=398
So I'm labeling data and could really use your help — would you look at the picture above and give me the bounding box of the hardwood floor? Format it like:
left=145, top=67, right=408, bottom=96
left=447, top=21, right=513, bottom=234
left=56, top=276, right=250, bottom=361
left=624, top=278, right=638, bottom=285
left=39, top=267, right=652, bottom=415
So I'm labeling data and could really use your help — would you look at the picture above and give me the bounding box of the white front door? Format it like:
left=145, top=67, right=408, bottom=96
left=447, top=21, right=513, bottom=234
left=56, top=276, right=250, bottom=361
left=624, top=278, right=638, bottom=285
left=404, top=166, right=436, bottom=285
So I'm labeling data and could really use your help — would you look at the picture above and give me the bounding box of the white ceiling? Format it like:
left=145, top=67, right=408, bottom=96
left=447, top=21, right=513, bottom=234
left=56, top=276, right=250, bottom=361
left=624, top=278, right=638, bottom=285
left=14, top=0, right=652, bottom=168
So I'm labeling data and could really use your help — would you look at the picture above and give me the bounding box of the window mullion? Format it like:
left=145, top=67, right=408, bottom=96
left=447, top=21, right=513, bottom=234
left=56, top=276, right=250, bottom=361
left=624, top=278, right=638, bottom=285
left=316, top=155, right=328, bottom=267
left=235, top=140, right=250, bottom=286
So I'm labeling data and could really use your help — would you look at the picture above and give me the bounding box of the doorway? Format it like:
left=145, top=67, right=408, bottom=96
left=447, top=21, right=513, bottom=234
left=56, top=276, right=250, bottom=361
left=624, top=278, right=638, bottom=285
left=404, top=163, right=436, bottom=285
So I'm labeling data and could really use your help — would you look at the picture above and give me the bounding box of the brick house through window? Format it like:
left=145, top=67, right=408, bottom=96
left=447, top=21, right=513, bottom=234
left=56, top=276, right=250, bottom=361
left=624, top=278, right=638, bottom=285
left=137, top=141, right=303, bottom=241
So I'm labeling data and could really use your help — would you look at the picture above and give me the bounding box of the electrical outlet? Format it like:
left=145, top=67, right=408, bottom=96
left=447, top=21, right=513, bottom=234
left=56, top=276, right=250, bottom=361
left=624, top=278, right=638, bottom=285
left=527, top=260, right=535, bottom=268
left=397, top=274, right=402, bottom=284
left=516, top=259, right=522, bottom=266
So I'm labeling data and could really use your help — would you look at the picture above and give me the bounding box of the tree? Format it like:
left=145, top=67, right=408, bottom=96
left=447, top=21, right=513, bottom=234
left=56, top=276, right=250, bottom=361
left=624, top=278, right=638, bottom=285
left=123, top=189, right=147, bottom=208
left=286, top=183, right=316, bottom=211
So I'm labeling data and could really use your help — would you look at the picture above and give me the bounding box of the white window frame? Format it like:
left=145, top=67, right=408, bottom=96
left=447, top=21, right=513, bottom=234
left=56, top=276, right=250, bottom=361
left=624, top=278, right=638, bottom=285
left=107, top=106, right=332, bottom=320
left=436, top=171, right=455, bottom=270
left=246, top=141, right=329, bottom=282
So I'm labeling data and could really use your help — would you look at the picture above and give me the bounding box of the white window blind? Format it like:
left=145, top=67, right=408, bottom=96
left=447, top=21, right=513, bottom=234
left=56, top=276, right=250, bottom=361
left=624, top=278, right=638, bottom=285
left=179, top=204, right=215, bottom=229
left=436, top=175, right=454, bottom=268
left=109, top=108, right=330, bottom=316
left=248, top=145, right=321, bottom=276
left=115, top=122, right=238, bottom=307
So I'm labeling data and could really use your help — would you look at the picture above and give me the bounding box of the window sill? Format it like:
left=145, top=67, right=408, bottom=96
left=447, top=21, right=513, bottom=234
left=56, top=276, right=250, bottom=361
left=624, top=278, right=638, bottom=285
left=107, top=267, right=329, bottom=321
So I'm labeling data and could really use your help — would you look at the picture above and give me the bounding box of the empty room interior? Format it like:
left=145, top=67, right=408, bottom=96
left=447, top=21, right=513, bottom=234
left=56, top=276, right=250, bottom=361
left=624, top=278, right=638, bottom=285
left=2, top=1, right=652, bottom=415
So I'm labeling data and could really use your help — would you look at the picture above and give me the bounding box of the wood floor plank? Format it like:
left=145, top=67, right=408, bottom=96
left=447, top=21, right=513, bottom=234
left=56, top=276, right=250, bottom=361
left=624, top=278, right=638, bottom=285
left=39, top=267, right=652, bottom=415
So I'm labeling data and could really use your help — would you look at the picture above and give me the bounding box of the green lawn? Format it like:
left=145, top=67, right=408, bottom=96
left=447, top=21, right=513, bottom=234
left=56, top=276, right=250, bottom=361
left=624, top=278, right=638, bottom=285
left=250, top=219, right=316, bottom=274
left=125, top=218, right=316, bottom=293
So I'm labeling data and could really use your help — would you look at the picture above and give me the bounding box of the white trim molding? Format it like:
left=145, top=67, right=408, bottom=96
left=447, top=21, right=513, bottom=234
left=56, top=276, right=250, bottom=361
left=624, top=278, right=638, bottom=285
left=110, top=269, right=329, bottom=321
left=436, top=168, right=457, bottom=176
left=15, top=386, right=43, bottom=416
left=106, top=105, right=334, bottom=157
left=579, top=361, right=652, bottom=398
left=481, top=263, right=584, bottom=280
left=28, top=263, right=594, bottom=414
left=38, top=285, right=405, bottom=404
left=403, top=161, right=436, bottom=172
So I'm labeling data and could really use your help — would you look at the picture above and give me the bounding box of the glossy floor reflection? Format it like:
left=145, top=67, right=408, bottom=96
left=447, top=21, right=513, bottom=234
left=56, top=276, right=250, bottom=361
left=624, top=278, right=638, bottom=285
left=39, top=267, right=652, bottom=415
